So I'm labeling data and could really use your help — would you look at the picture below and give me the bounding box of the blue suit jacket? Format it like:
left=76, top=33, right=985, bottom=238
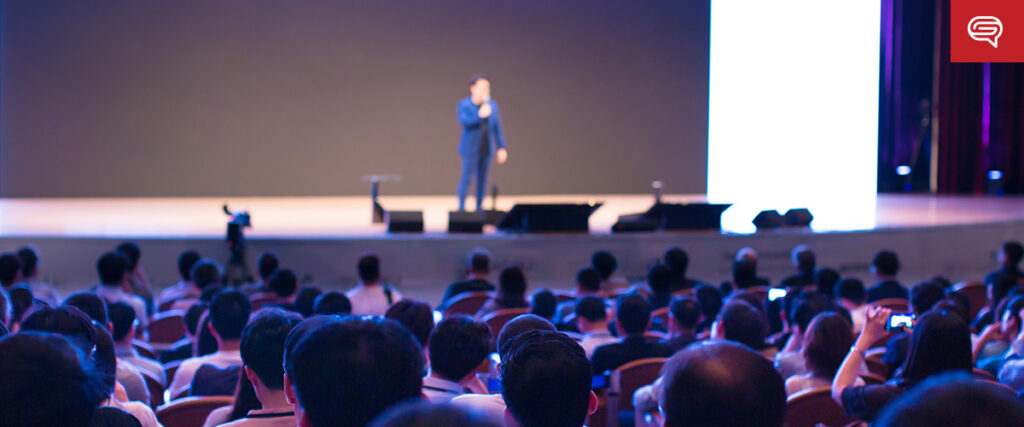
left=457, top=96, right=506, bottom=157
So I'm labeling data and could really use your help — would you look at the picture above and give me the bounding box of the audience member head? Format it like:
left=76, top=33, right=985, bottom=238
left=616, top=294, right=652, bottom=336
left=257, top=252, right=280, bottom=281
left=115, top=242, right=141, bottom=273
left=209, top=290, right=252, bottom=343
left=576, top=268, right=601, bottom=293
left=591, top=251, right=617, bottom=280
left=0, top=253, right=22, bottom=287
left=358, top=253, right=382, bottom=284
left=732, top=259, right=757, bottom=287
left=648, top=264, right=672, bottom=296
left=713, top=300, right=767, bottom=350
left=790, top=291, right=832, bottom=335
left=997, top=296, right=1024, bottom=337
left=835, top=278, right=867, bottom=306
left=931, top=299, right=970, bottom=325
left=694, top=283, right=724, bottom=327
left=814, top=268, right=840, bottom=297
left=999, top=241, right=1024, bottom=268
left=659, top=341, right=785, bottom=427
left=669, top=296, right=701, bottom=334
left=900, top=310, right=972, bottom=386
left=96, top=252, right=128, bottom=287
left=268, top=269, right=298, bottom=298
left=0, top=290, right=9, bottom=329
left=284, top=316, right=423, bottom=427
left=988, top=274, right=1018, bottom=309
left=370, top=402, right=500, bottom=427
left=107, top=302, right=136, bottom=343
left=872, top=250, right=900, bottom=278
left=792, top=245, right=815, bottom=276
left=184, top=302, right=208, bottom=338
left=91, top=322, right=118, bottom=396
left=21, top=305, right=97, bottom=355
left=190, top=258, right=224, bottom=290
left=529, top=289, right=556, bottom=320
left=313, top=292, right=352, bottom=316
left=875, top=373, right=1024, bottom=427
left=176, top=250, right=201, bottom=281
left=736, top=247, right=758, bottom=264
left=9, top=287, right=35, bottom=327
left=429, top=315, right=491, bottom=382
left=63, top=292, right=109, bottom=325
left=15, top=246, right=39, bottom=279
left=242, top=309, right=303, bottom=393
left=575, top=296, right=608, bottom=333
left=496, top=314, right=556, bottom=358
left=498, top=266, right=527, bottom=302
left=385, top=299, right=435, bottom=349
left=500, top=330, right=596, bottom=427
left=664, top=247, right=689, bottom=278
left=910, top=281, right=945, bottom=315
left=293, top=286, right=323, bottom=318
left=802, top=312, right=854, bottom=379
left=467, top=248, right=491, bottom=276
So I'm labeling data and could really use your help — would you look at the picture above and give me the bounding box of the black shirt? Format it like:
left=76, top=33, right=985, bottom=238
left=866, top=280, right=908, bottom=302
left=591, top=334, right=675, bottom=374
left=441, top=279, right=496, bottom=305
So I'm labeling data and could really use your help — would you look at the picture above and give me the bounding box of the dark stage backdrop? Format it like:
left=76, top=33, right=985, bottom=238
left=0, top=1, right=710, bottom=198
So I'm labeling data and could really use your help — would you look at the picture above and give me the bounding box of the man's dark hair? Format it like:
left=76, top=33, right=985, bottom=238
left=20, top=305, right=97, bottom=355
left=115, top=242, right=141, bottom=271
left=293, top=286, right=323, bottom=318
left=190, top=259, right=223, bottom=290
left=659, top=341, right=785, bottom=427
left=497, top=314, right=556, bottom=358
left=313, top=292, right=352, bottom=316
left=790, top=291, right=832, bottom=333
left=63, top=292, right=109, bottom=325
left=385, top=299, right=435, bottom=348
left=209, top=291, right=251, bottom=341
left=257, top=252, right=280, bottom=281
left=802, top=312, right=853, bottom=379
left=469, top=74, right=490, bottom=87
left=575, top=296, right=607, bottom=323
left=576, top=268, right=601, bottom=293
left=1003, top=241, right=1024, bottom=266
left=648, top=264, right=672, bottom=295
left=664, top=247, right=689, bottom=277
left=284, top=316, right=424, bottom=427
left=616, top=294, right=652, bottom=335
left=370, top=402, right=500, bottom=427
left=591, top=251, right=617, bottom=280
left=498, top=267, right=527, bottom=300
left=184, top=302, right=208, bottom=336
left=835, top=278, right=866, bottom=303
left=669, top=296, right=701, bottom=330
left=177, top=250, right=201, bottom=280
left=719, top=301, right=767, bottom=350
left=268, top=269, right=298, bottom=298
left=96, top=252, right=127, bottom=286
left=501, top=330, right=592, bottom=427
left=732, top=260, right=758, bottom=287
left=241, top=309, right=302, bottom=390
left=16, top=246, right=39, bottom=278
left=794, top=246, right=816, bottom=275
left=814, top=268, right=841, bottom=297
left=358, top=253, right=381, bottom=284
left=429, top=315, right=491, bottom=382
left=0, top=332, right=104, bottom=427
left=107, top=302, right=136, bottom=342
left=530, top=289, right=556, bottom=320
left=910, top=281, right=946, bottom=315
left=0, top=253, right=20, bottom=286
left=695, top=283, right=724, bottom=322
left=875, top=373, right=1024, bottom=427
left=873, top=250, right=901, bottom=276
left=469, top=249, right=490, bottom=274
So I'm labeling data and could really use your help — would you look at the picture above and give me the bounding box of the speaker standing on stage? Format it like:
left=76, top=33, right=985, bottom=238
left=457, top=75, right=507, bottom=211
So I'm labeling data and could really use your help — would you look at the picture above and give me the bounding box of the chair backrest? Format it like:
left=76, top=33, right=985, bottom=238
left=143, top=372, right=165, bottom=408
left=149, top=310, right=187, bottom=345
left=552, top=289, right=576, bottom=303
left=863, top=356, right=890, bottom=379
left=651, top=306, right=670, bottom=328
left=871, top=298, right=909, bottom=312
left=670, top=288, right=695, bottom=298
left=133, top=339, right=158, bottom=360
left=164, top=360, right=183, bottom=386
left=952, top=281, right=987, bottom=321
left=443, top=291, right=494, bottom=318
left=249, top=294, right=280, bottom=311
left=609, top=358, right=668, bottom=413
left=973, top=367, right=997, bottom=381
left=481, top=308, right=531, bottom=338
left=156, top=395, right=234, bottom=427
left=158, top=298, right=181, bottom=313
left=784, top=386, right=855, bottom=427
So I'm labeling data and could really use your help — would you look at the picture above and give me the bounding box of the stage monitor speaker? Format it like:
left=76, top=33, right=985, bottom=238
left=387, top=211, right=424, bottom=233
left=612, top=203, right=732, bottom=232
left=497, top=203, right=603, bottom=233
left=783, top=208, right=814, bottom=227
left=448, top=211, right=486, bottom=233
left=753, top=210, right=784, bottom=230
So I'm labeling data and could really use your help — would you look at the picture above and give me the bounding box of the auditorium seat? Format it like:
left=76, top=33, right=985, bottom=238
left=133, top=339, right=158, bottom=360
left=871, top=298, right=909, bottom=312
left=784, top=386, right=856, bottom=427
left=859, top=372, right=887, bottom=385
left=973, top=367, right=997, bottom=381
left=442, top=291, right=494, bottom=318
left=164, top=360, right=183, bottom=387
left=606, top=357, right=668, bottom=427
left=158, top=298, right=182, bottom=313
left=149, top=310, right=187, bottom=345
left=952, top=281, right=986, bottom=320
left=144, top=373, right=165, bottom=408
left=481, top=307, right=530, bottom=338
left=651, top=307, right=669, bottom=327
left=156, top=395, right=233, bottom=427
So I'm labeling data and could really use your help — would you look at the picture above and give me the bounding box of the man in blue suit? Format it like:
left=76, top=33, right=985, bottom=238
left=457, top=75, right=508, bottom=211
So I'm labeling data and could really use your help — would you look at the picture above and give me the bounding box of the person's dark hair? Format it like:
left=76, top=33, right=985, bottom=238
left=190, top=259, right=224, bottom=290
left=719, top=300, right=767, bottom=350
left=498, top=266, right=527, bottom=301
left=814, top=268, right=841, bottom=297
left=802, top=312, right=853, bottom=379
left=648, top=264, right=672, bottom=295
left=115, top=242, right=141, bottom=271
left=1003, top=241, right=1024, bottom=266
left=209, top=291, right=251, bottom=341
left=732, top=260, right=757, bottom=287
left=184, top=302, right=207, bottom=336
left=835, top=278, right=867, bottom=304
left=695, top=283, right=724, bottom=325
left=790, top=291, right=832, bottom=333
left=9, top=287, right=35, bottom=327
left=659, top=341, right=785, bottom=427
left=107, top=302, right=136, bottom=342
left=241, top=309, right=302, bottom=389
left=501, top=330, right=592, bottom=427
left=931, top=276, right=953, bottom=289
left=284, top=316, right=424, bottom=427
left=177, top=250, right=201, bottom=281
left=21, top=305, right=98, bottom=355
left=91, top=407, right=144, bottom=427
left=267, top=269, right=298, bottom=298
left=664, top=247, right=689, bottom=277
left=358, top=253, right=382, bottom=284
left=385, top=299, right=435, bottom=348
left=15, top=246, right=39, bottom=278
left=293, top=286, right=322, bottom=318
left=931, top=300, right=969, bottom=325
left=616, top=294, right=652, bottom=335
left=257, top=252, right=280, bottom=281
left=469, top=249, right=490, bottom=274
left=591, top=251, right=617, bottom=280
left=97, top=252, right=128, bottom=286
left=989, top=275, right=1018, bottom=310
left=575, top=296, right=607, bottom=323
left=429, top=315, right=491, bottom=382
left=530, top=289, right=556, bottom=320
left=63, top=292, right=109, bottom=325
left=226, top=370, right=261, bottom=423
left=793, top=246, right=816, bottom=275
left=576, top=268, right=601, bottom=293
left=998, top=296, right=1024, bottom=331
left=196, top=315, right=217, bottom=356
left=370, top=402, right=501, bottom=427
left=469, top=74, right=490, bottom=87
left=0, top=253, right=20, bottom=286
left=0, top=332, right=104, bottom=427
left=873, top=250, right=901, bottom=276
left=669, top=296, right=701, bottom=330
left=91, top=323, right=118, bottom=396
left=313, top=292, right=352, bottom=316
left=899, top=310, right=972, bottom=386
left=874, top=372, right=1024, bottom=427
left=496, top=314, right=556, bottom=358
left=910, top=281, right=946, bottom=314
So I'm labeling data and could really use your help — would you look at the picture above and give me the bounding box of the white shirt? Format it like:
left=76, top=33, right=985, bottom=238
left=116, top=345, right=168, bottom=385
left=96, top=285, right=150, bottom=327
left=157, top=280, right=200, bottom=306
left=105, top=395, right=163, bottom=427
left=168, top=350, right=243, bottom=398
left=117, top=363, right=151, bottom=404
left=450, top=393, right=507, bottom=424
left=579, top=331, right=620, bottom=359
left=345, top=283, right=402, bottom=316
left=849, top=304, right=868, bottom=333
left=422, top=376, right=465, bottom=403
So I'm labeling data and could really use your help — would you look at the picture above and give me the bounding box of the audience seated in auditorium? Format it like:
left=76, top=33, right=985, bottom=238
left=694, top=283, right=723, bottom=332
left=385, top=299, right=436, bottom=357
left=476, top=266, right=529, bottom=316
left=169, top=258, right=225, bottom=311
left=785, top=311, right=860, bottom=395
left=993, top=297, right=1024, bottom=391
left=647, top=264, right=674, bottom=310
left=553, top=267, right=602, bottom=323
left=346, top=253, right=402, bottom=316
left=241, top=252, right=280, bottom=295
left=501, top=330, right=597, bottom=427
left=975, top=274, right=1021, bottom=331
left=659, top=341, right=786, bottom=427
left=663, top=247, right=702, bottom=292
left=836, top=278, right=869, bottom=332
left=93, top=323, right=162, bottom=427
left=442, top=248, right=496, bottom=304
left=313, top=291, right=352, bottom=316
left=369, top=402, right=500, bottom=427
left=712, top=300, right=771, bottom=358
left=109, top=302, right=166, bottom=384
left=985, top=241, right=1024, bottom=287
left=283, top=316, right=424, bottom=427
left=292, top=286, right=322, bottom=318
left=735, top=247, right=771, bottom=287
left=666, top=296, right=701, bottom=352
left=15, top=245, right=61, bottom=306
left=780, top=245, right=816, bottom=288
left=873, top=373, right=1024, bottom=427
left=116, top=242, right=153, bottom=318
left=591, top=294, right=674, bottom=374
left=156, top=249, right=201, bottom=307
left=974, top=296, right=1023, bottom=375
left=423, top=315, right=490, bottom=402
left=257, top=268, right=299, bottom=309
left=882, top=281, right=946, bottom=373
left=592, top=250, right=629, bottom=292
left=729, top=259, right=763, bottom=291
left=0, top=252, right=21, bottom=291
left=529, top=289, right=556, bottom=322
left=159, top=302, right=208, bottom=363
left=94, top=252, right=150, bottom=327
left=169, top=290, right=251, bottom=397
left=814, top=267, right=841, bottom=297
left=866, top=250, right=907, bottom=302
left=575, top=296, right=618, bottom=358
left=833, top=307, right=972, bottom=421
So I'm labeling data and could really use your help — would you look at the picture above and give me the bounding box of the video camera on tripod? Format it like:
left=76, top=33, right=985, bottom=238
left=223, top=204, right=252, bottom=285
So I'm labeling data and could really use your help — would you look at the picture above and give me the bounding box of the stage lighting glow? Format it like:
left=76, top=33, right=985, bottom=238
left=989, top=170, right=1004, bottom=180
left=896, top=165, right=912, bottom=176
left=707, top=0, right=880, bottom=233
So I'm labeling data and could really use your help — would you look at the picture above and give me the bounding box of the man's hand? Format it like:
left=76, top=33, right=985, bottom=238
left=478, top=103, right=492, bottom=119
left=496, top=148, right=508, bottom=164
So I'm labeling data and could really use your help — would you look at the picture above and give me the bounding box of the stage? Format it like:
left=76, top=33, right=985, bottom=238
left=0, top=194, right=1022, bottom=305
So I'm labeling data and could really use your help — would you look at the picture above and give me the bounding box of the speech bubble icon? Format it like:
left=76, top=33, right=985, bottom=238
left=968, top=16, right=1003, bottom=48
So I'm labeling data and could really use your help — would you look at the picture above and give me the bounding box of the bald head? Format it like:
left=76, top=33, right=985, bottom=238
left=736, top=247, right=758, bottom=263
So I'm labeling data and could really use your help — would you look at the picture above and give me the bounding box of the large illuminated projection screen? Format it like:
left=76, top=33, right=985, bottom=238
left=707, top=1, right=880, bottom=232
